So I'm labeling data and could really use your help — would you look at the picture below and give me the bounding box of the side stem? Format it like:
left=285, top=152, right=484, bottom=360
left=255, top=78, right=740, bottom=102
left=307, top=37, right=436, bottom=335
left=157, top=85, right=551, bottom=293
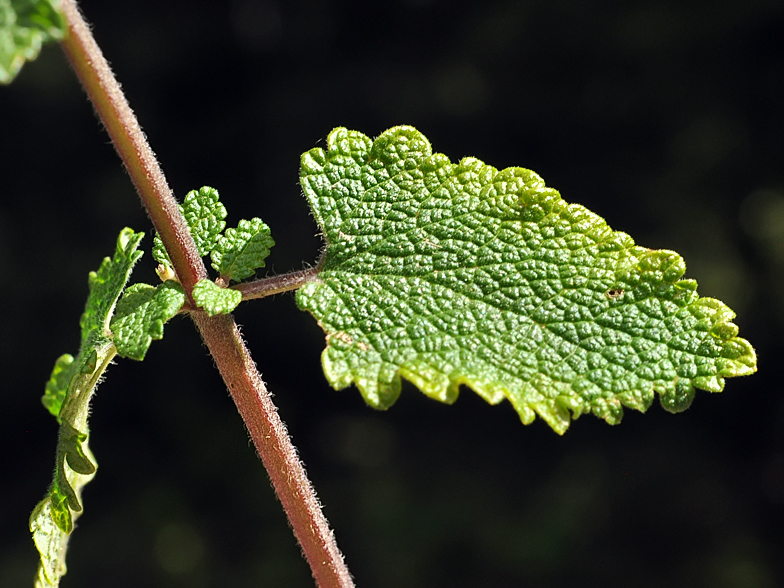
left=58, top=2, right=353, bottom=586
left=235, top=265, right=322, bottom=301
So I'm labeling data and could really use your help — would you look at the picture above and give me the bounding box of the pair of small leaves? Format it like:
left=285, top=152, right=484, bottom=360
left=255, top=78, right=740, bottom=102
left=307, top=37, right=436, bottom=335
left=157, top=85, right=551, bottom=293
left=0, top=0, right=65, bottom=84
left=41, top=228, right=145, bottom=420
left=153, top=186, right=274, bottom=315
left=297, top=126, right=757, bottom=434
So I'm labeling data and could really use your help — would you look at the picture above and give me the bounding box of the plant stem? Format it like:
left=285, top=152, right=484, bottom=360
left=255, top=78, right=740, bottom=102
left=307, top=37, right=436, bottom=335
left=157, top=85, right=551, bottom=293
left=235, top=265, right=321, bottom=300
left=192, top=312, right=354, bottom=587
left=58, top=0, right=204, bottom=299
left=58, top=2, right=353, bottom=586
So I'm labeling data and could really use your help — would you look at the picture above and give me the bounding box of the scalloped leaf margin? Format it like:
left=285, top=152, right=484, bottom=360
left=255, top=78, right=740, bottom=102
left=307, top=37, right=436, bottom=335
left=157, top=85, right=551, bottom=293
left=296, top=126, right=757, bottom=434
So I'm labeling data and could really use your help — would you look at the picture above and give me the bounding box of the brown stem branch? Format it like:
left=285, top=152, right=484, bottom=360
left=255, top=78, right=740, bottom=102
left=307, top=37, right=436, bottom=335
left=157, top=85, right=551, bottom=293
left=57, top=2, right=353, bottom=586
left=234, top=264, right=322, bottom=301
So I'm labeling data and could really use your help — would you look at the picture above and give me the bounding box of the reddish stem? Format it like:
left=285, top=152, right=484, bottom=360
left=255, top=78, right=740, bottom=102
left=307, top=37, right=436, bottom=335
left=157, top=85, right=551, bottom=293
left=235, top=265, right=322, bottom=300
left=192, top=312, right=353, bottom=587
left=58, top=0, right=204, bottom=298
left=58, top=2, right=353, bottom=586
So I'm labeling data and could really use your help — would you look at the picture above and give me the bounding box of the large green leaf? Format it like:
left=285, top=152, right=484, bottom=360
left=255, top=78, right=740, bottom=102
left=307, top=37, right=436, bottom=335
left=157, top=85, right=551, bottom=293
left=296, top=126, right=757, bottom=434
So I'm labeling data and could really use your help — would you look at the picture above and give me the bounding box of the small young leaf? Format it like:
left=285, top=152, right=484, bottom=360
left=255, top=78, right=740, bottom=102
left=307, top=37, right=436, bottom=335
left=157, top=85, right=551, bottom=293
left=0, top=0, right=65, bottom=85
left=110, top=280, right=186, bottom=360
left=151, top=233, right=171, bottom=268
left=211, top=217, right=274, bottom=282
left=42, top=354, right=75, bottom=418
left=30, top=499, right=67, bottom=587
left=153, top=186, right=227, bottom=266
left=182, top=186, right=227, bottom=255
left=192, top=278, right=242, bottom=316
left=296, top=126, right=757, bottom=434
left=79, top=349, right=97, bottom=374
left=79, top=227, right=144, bottom=345
left=54, top=421, right=95, bottom=518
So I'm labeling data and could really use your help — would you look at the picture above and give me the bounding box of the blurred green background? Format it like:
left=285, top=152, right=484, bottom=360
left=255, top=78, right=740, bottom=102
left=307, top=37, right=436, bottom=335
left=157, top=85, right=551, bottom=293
left=2, top=0, right=783, bottom=586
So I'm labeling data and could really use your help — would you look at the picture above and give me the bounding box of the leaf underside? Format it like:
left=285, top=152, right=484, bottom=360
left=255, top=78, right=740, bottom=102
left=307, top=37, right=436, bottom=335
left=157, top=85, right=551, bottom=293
left=33, top=228, right=149, bottom=587
left=296, top=126, right=757, bottom=434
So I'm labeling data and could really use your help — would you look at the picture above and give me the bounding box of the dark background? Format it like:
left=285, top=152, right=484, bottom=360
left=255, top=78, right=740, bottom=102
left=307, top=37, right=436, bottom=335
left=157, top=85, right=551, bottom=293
left=2, top=0, right=783, bottom=586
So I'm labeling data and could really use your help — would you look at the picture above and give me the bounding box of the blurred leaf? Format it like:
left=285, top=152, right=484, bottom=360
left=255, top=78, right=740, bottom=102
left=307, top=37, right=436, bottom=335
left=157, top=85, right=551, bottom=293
left=42, top=354, right=75, bottom=418
left=0, top=0, right=65, bottom=84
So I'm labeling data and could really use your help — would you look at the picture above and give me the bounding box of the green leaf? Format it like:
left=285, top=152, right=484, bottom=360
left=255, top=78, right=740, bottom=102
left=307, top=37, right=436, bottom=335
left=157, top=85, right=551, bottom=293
left=192, top=278, right=242, bottom=316
left=110, top=280, right=186, bottom=361
left=296, top=126, right=757, bottom=434
left=79, top=227, right=144, bottom=346
left=151, top=232, right=170, bottom=268
left=30, top=421, right=98, bottom=586
left=31, top=341, right=106, bottom=586
left=33, top=228, right=144, bottom=587
left=0, top=0, right=65, bottom=85
left=42, top=354, right=75, bottom=418
left=153, top=186, right=227, bottom=266
left=211, top=217, right=274, bottom=282
left=30, top=499, right=68, bottom=587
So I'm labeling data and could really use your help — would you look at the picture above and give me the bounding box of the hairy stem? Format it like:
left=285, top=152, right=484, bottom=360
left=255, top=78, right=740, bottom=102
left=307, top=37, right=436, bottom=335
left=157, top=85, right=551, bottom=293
left=192, top=312, right=354, bottom=587
left=235, top=265, right=321, bottom=300
left=58, top=0, right=204, bottom=299
left=58, top=2, right=353, bottom=586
